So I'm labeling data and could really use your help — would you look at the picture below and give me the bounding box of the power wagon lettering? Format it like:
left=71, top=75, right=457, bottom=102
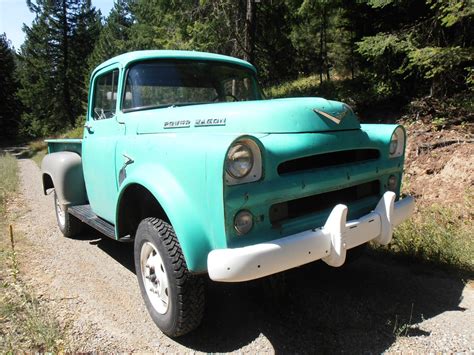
left=195, top=118, right=227, bottom=126
left=164, top=120, right=191, bottom=128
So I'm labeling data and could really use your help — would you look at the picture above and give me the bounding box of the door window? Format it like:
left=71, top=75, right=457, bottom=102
left=92, top=69, right=119, bottom=120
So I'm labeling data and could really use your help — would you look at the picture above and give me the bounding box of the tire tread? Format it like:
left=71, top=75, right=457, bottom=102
left=143, top=217, right=204, bottom=337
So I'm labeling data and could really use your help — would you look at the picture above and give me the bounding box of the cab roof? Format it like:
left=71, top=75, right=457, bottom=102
left=93, top=50, right=256, bottom=76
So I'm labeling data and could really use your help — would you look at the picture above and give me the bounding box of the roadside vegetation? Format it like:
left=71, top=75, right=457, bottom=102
left=0, top=153, right=65, bottom=352
left=389, top=200, right=473, bottom=273
left=28, top=140, right=47, bottom=167
left=28, top=125, right=83, bottom=167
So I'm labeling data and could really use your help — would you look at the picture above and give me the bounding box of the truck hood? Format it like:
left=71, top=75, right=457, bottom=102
left=135, top=97, right=360, bottom=134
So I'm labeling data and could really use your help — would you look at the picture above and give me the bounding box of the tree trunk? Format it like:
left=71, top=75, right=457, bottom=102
left=319, top=14, right=324, bottom=83
left=244, top=0, right=256, bottom=63
left=323, top=6, right=330, bottom=82
left=61, top=0, right=74, bottom=126
left=350, top=30, right=355, bottom=80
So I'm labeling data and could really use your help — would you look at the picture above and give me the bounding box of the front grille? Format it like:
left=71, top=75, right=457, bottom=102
left=278, top=149, right=380, bottom=175
left=269, top=180, right=380, bottom=226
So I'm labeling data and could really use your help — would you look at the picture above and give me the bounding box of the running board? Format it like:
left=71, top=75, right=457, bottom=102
left=69, top=204, right=115, bottom=239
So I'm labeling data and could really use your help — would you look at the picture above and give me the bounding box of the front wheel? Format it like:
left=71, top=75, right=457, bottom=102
left=54, top=191, right=82, bottom=238
left=134, top=217, right=205, bottom=337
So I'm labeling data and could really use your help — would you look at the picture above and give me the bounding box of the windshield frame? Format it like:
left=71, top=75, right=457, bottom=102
left=120, top=59, right=264, bottom=113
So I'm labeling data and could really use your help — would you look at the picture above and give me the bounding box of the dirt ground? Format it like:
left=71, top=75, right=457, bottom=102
left=403, top=120, right=474, bottom=209
left=3, top=123, right=474, bottom=352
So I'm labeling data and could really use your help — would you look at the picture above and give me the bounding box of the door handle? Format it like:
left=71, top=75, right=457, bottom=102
left=85, top=123, right=94, bottom=133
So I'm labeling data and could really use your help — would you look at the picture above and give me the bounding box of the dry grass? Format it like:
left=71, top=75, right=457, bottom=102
left=58, top=125, right=83, bottom=139
left=266, top=75, right=321, bottom=98
left=28, top=139, right=48, bottom=167
left=0, top=154, right=18, bottom=215
left=0, top=154, right=66, bottom=352
left=29, top=125, right=83, bottom=167
left=379, top=190, right=474, bottom=273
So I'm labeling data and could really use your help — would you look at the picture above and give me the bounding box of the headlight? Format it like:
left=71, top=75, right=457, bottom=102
left=225, top=138, right=262, bottom=185
left=226, top=142, right=254, bottom=178
left=234, top=210, right=254, bottom=235
left=389, top=126, right=405, bottom=158
left=389, top=135, right=398, bottom=155
left=388, top=175, right=398, bottom=191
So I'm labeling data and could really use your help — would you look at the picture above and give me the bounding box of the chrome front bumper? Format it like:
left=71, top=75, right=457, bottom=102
left=208, top=192, right=414, bottom=282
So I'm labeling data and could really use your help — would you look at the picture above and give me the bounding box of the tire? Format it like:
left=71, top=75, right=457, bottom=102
left=134, top=217, right=205, bottom=337
left=54, top=191, right=82, bottom=238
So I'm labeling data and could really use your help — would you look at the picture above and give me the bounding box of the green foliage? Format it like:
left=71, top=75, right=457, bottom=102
left=59, top=124, right=84, bottom=139
left=27, top=139, right=48, bottom=167
left=466, top=66, right=474, bottom=90
left=266, top=75, right=321, bottom=98
left=367, top=0, right=397, bottom=8
left=88, top=0, right=133, bottom=71
left=428, top=0, right=474, bottom=27
left=403, top=46, right=473, bottom=88
left=0, top=280, right=66, bottom=352
left=387, top=201, right=474, bottom=272
left=357, top=0, right=473, bottom=98
left=266, top=72, right=404, bottom=117
left=0, top=154, right=18, bottom=214
left=406, top=47, right=471, bottom=78
left=18, top=0, right=101, bottom=137
left=287, top=0, right=349, bottom=81
left=356, top=33, right=409, bottom=58
left=5, top=0, right=474, bottom=138
left=0, top=34, right=21, bottom=139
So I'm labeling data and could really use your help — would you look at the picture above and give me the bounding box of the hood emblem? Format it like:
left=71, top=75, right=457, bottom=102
left=313, top=104, right=351, bottom=125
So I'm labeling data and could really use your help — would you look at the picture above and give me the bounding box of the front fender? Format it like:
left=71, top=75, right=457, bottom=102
left=114, top=132, right=267, bottom=272
left=116, top=163, right=211, bottom=272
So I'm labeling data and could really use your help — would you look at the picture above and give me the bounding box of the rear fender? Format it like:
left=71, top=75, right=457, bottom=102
left=41, top=152, right=88, bottom=206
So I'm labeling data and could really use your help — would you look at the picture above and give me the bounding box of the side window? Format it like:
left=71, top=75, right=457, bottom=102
left=92, top=69, right=119, bottom=120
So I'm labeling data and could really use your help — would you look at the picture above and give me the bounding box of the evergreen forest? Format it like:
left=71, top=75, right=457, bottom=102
left=0, top=0, right=473, bottom=139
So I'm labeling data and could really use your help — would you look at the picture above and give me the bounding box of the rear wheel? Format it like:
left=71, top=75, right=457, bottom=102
left=134, top=217, right=205, bottom=337
left=54, top=191, right=82, bottom=238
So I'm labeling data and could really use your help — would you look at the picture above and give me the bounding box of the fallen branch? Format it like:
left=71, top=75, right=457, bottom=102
left=417, top=139, right=474, bottom=155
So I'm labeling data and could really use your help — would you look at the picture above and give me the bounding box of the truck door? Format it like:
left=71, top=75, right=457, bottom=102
left=82, top=65, right=125, bottom=223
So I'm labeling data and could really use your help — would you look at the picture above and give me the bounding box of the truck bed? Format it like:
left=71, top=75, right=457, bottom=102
left=45, top=139, right=82, bottom=155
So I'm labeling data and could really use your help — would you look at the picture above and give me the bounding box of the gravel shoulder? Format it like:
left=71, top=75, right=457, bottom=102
left=6, top=158, right=474, bottom=353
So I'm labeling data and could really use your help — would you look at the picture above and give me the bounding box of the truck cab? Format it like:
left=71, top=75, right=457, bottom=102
left=41, top=50, right=414, bottom=337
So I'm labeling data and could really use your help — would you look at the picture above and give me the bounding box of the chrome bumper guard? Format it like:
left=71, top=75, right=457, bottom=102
left=208, top=192, right=414, bottom=282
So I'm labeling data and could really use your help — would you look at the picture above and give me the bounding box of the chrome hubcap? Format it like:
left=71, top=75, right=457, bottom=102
left=140, top=242, right=169, bottom=314
left=55, top=195, right=66, bottom=227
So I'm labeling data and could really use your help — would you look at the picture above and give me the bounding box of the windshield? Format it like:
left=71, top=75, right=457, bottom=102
left=122, top=60, right=263, bottom=112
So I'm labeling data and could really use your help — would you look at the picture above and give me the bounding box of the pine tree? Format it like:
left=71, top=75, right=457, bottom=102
left=0, top=34, right=21, bottom=139
left=125, top=0, right=297, bottom=84
left=18, top=0, right=101, bottom=136
left=88, top=0, right=132, bottom=71
left=287, top=0, right=343, bottom=82
left=355, top=0, right=474, bottom=98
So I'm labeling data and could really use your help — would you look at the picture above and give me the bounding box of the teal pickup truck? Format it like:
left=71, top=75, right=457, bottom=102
left=41, top=50, right=414, bottom=337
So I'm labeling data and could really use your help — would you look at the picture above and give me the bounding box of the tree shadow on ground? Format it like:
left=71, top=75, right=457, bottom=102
left=88, top=233, right=469, bottom=354
left=85, top=228, right=135, bottom=273
left=180, top=256, right=467, bottom=353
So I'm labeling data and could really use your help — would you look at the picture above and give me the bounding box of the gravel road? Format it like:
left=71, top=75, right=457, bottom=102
left=8, top=158, right=474, bottom=353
